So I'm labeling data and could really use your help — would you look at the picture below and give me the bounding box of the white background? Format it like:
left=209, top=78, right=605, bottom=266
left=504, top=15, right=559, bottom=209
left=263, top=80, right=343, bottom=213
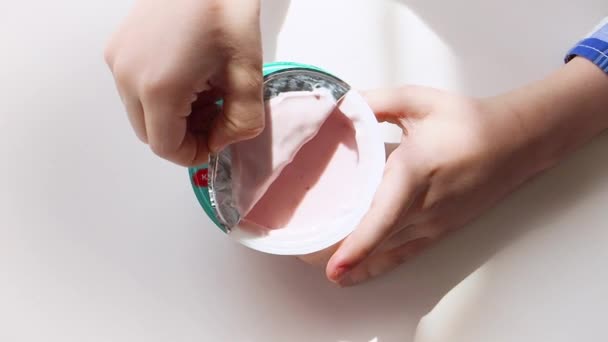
left=2, top=0, right=608, bottom=341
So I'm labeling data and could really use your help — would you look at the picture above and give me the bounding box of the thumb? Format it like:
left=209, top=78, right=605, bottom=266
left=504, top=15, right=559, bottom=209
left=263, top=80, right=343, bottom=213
left=363, top=85, right=443, bottom=123
left=209, top=61, right=265, bottom=152
left=326, top=154, right=420, bottom=283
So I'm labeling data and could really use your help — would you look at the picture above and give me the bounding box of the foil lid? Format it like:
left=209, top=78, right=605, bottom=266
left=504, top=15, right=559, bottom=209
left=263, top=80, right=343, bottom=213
left=208, top=68, right=351, bottom=232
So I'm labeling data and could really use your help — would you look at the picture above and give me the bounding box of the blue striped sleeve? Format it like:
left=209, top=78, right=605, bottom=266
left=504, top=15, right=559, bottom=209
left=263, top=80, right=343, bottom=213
left=566, top=18, right=608, bottom=73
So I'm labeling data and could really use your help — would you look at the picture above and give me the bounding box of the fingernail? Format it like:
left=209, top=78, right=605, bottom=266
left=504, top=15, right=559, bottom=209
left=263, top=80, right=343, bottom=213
left=330, top=265, right=351, bottom=282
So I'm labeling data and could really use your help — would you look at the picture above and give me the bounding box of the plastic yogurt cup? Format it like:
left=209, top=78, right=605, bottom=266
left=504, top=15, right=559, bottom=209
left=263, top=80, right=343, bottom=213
left=188, top=62, right=385, bottom=256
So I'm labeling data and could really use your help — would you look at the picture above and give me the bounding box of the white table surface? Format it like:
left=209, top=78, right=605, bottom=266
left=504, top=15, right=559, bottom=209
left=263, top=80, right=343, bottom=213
left=2, top=1, right=608, bottom=341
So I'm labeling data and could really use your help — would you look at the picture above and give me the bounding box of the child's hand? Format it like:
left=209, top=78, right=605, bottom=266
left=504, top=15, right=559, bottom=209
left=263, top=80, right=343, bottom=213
left=326, top=86, right=541, bottom=286
left=104, top=0, right=264, bottom=166
left=326, top=58, right=608, bottom=286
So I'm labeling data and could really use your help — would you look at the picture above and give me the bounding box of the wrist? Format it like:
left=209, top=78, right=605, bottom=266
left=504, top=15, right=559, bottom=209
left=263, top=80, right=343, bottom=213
left=493, top=57, right=608, bottom=175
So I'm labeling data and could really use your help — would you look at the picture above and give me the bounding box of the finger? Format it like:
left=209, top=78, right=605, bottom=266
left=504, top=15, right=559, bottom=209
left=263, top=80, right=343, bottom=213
left=143, top=98, right=209, bottom=167
left=379, top=223, right=428, bottom=251
left=339, top=237, right=433, bottom=287
left=109, top=65, right=148, bottom=143
left=123, top=95, right=147, bottom=143
left=208, top=61, right=264, bottom=152
left=363, top=86, right=443, bottom=123
left=326, top=156, right=420, bottom=283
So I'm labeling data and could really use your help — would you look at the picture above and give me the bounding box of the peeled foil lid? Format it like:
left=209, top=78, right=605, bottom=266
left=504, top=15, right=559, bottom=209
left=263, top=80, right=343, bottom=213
left=208, top=68, right=351, bottom=232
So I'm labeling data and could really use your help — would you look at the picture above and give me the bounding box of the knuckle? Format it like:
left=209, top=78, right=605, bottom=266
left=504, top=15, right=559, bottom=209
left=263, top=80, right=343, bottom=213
left=148, top=139, right=175, bottom=159
left=246, top=115, right=266, bottom=135
left=103, top=33, right=121, bottom=68
left=109, top=58, right=134, bottom=88
left=224, top=117, right=264, bottom=138
left=141, top=77, right=170, bottom=98
left=234, top=67, right=263, bottom=91
left=228, top=58, right=263, bottom=88
left=246, top=123, right=265, bottom=138
left=103, top=28, right=122, bottom=66
left=103, top=45, right=115, bottom=68
left=222, top=110, right=265, bottom=138
left=140, top=71, right=180, bottom=98
left=244, top=67, right=263, bottom=88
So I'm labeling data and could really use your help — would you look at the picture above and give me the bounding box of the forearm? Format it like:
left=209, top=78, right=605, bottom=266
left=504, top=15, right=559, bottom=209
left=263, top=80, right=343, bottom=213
left=500, top=57, right=608, bottom=172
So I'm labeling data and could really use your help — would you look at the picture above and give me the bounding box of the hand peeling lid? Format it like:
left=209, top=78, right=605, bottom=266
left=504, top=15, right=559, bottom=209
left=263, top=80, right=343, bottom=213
left=209, top=64, right=350, bottom=232
left=232, top=89, right=339, bottom=219
left=188, top=62, right=386, bottom=255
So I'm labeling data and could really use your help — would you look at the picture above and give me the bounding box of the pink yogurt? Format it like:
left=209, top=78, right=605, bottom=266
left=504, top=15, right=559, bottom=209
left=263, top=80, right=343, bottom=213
left=231, top=90, right=375, bottom=234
